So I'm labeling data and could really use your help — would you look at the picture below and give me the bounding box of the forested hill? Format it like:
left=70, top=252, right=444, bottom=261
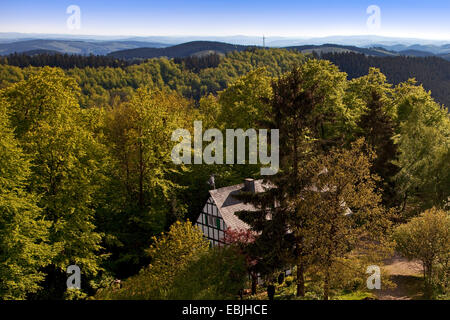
left=0, top=52, right=132, bottom=69
left=0, top=39, right=167, bottom=55
left=109, top=42, right=397, bottom=60
left=1, top=48, right=450, bottom=107
left=107, top=41, right=249, bottom=59
left=286, top=44, right=396, bottom=57
left=321, top=52, right=450, bottom=108
left=0, top=48, right=308, bottom=103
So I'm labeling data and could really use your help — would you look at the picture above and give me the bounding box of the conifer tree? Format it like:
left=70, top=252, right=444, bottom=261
left=237, top=60, right=348, bottom=297
left=358, top=90, right=400, bottom=207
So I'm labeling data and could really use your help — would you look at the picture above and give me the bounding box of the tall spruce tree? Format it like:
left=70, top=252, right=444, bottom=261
left=236, top=60, right=348, bottom=297
left=358, top=90, right=400, bottom=208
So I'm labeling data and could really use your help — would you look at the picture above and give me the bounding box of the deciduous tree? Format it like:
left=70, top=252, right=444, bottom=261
left=0, top=98, right=53, bottom=299
left=393, top=207, right=449, bottom=296
left=1, top=68, right=105, bottom=298
left=299, top=139, right=393, bottom=300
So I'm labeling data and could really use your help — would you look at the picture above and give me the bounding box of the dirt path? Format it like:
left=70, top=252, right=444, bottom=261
left=376, top=254, right=425, bottom=300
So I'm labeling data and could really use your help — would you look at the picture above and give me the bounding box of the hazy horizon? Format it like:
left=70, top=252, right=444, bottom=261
left=2, top=32, right=450, bottom=41
left=1, top=1, right=450, bottom=40
left=1, top=33, right=449, bottom=49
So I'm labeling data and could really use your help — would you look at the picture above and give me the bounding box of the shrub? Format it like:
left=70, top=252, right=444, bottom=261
left=393, top=207, right=449, bottom=296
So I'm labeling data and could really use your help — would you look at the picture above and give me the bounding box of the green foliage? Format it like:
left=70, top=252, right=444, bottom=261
left=298, top=139, right=394, bottom=299
left=0, top=48, right=307, bottom=108
left=95, top=221, right=209, bottom=299
left=2, top=67, right=80, bottom=137
left=322, top=52, right=450, bottom=108
left=64, top=288, right=88, bottom=300
left=393, top=207, right=449, bottom=295
left=105, top=87, right=191, bottom=209
left=393, top=81, right=450, bottom=212
left=101, top=88, right=199, bottom=275
left=218, top=68, right=273, bottom=130
left=0, top=50, right=448, bottom=301
left=356, top=90, right=399, bottom=207
left=344, top=68, right=394, bottom=138
left=169, top=246, right=247, bottom=300
left=236, top=59, right=350, bottom=298
left=0, top=98, right=53, bottom=299
left=1, top=68, right=106, bottom=298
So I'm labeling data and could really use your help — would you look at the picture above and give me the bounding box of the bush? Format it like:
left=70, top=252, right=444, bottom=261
left=168, top=246, right=247, bottom=300
left=95, top=220, right=209, bottom=299
left=64, top=289, right=87, bottom=300
left=284, top=276, right=293, bottom=287
left=393, top=207, right=449, bottom=296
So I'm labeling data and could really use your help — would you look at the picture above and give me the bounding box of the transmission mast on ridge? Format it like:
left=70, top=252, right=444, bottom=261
left=263, top=35, right=266, bottom=48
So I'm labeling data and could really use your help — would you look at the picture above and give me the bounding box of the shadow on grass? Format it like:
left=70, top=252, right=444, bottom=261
left=376, top=275, right=425, bottom=300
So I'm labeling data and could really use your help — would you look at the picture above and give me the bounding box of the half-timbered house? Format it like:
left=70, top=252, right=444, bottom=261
left=196, top=178, right=267, bottom=246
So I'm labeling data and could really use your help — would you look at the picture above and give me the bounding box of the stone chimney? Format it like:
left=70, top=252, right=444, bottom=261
left=208, top=174, right=216, bottom=190
left=244, top=178, right=256, bottom=193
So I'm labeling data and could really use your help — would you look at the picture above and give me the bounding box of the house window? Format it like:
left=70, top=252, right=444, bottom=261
left=204, top=213, right=208, bottom=225
left=216, top=217, right=221, bottom=230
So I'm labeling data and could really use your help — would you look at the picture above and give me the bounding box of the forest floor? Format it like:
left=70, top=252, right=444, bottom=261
left=250, top=254, right=426, bottom=300
left=376, top=254, right=425, bottom=300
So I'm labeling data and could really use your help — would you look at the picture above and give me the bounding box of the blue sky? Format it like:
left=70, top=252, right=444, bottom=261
left=1, top=0, right=449, bottom=39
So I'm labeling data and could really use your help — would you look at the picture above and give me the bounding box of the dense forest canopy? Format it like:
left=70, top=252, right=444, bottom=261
left=0, top=48, right=307, bottom=104
left=2, top=48, right=450, bottom=107
left=319, top=52, right=450, bottom=108
left=0, top=47, right=448, bottom=300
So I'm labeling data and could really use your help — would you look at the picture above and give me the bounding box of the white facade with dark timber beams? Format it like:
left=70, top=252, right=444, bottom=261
left=196, top=196, right=227, bottom=246
left=196, top=178, right=267, bottom=246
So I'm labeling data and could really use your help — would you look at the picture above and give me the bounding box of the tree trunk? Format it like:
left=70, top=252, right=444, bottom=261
left=424, top=262, right=433, bottom=298
left=324, top=267, right=330, bottom=301
left=251, top=273, right=257, bottom=295
left=138, top=141, right=144, bottom=209
left=296, top=261, right=305, bottom=297
left=401, top=192, right=408, bottom=213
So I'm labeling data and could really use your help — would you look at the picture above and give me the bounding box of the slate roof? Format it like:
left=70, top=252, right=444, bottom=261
left=208, top=178, right=352, bottom=232
left=209, top=180, right=269, bottom=231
